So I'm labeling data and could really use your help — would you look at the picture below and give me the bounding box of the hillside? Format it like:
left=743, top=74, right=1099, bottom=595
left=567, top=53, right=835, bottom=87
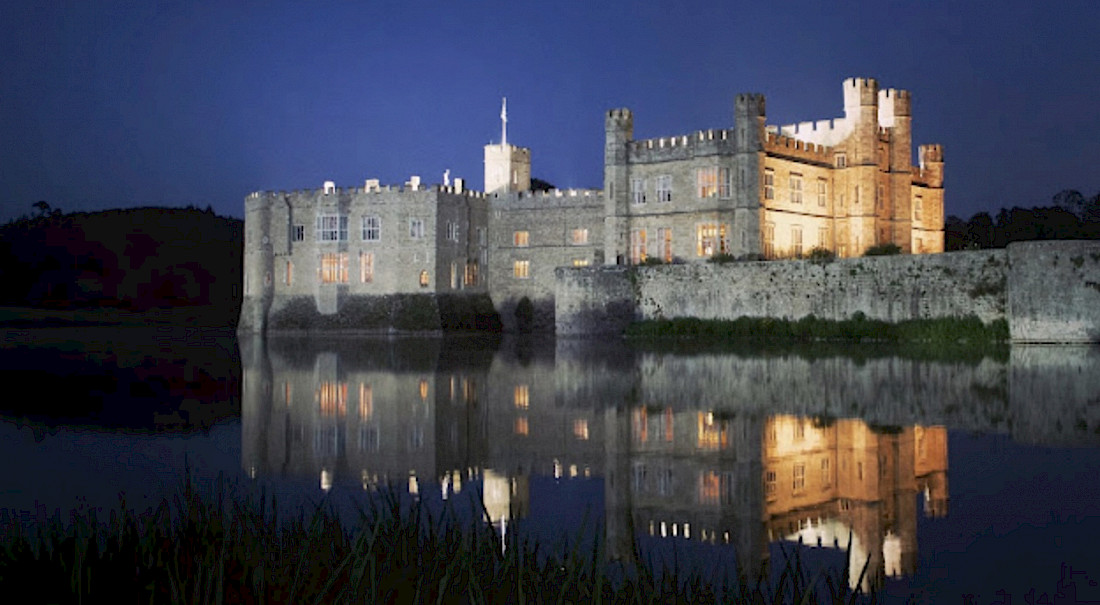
left=0, top=206, right=242, bottom=326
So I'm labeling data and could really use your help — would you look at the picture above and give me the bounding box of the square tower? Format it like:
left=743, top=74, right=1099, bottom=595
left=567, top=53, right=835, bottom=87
left=484, top=97, right=531, bottom=194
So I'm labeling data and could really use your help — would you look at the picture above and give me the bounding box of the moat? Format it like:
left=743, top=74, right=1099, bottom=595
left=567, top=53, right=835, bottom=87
left=2, top=328, right=1099, bottom=602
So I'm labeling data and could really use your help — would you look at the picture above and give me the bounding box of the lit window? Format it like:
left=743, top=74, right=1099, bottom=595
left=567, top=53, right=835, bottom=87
left=764, top=223, right=775, bottom=257
left=631, top=178, right=646, bottom=205
left=514, top=384, right=529, bottom=409
left=419, top=379, right=429, bottom=400
left=320, top=253, right=348, bottom=284
left=513, top=230, right=529, bottom=247
left=292, top=224, right=305, bottom=241
left=835, top=153, right=847, bottom=168
left=513, top=260, right=530, bottom=279
left=698, top=471, right=720, bottom=505
left=285, top=260, right=293, bottom=286
left=359, top=252, right=373, bottom=283
left=696, top=224, right=727, bottom=257
left=316, top=215, right=348, bottom=241
left=789, top=173, right=803, bottom=204
left=696, top=167, right=731, bottom=198
left=821, top=457, right=831, bottom=486
left=572, top=258, right=590, bottom=267
left=656, top=227, right=672, bottom=263
left=656, top=175, right=673, bottom=203
left=630, top=229, right=647, bottom=264
left=362, top=216, right=380, bottom=241
left=793, top=464, right=806, bottom=492
left=764, top=169, right=775, bottom=200
left=571, top=228, right=588, bottom=245
left=764, top=470, right=776, bottom=498
left=817, top=178, right=827, bottom=207
left=515, top=417, right=529, bottom=436
left=419, top=270, right=429, bottom=287
left=818, top=227, right=829, bottom=249
left=464, top=261, right=478, bottom=286
left=792, top=226, right=803, bottom=257
left=409, top=218, right=425, bottom=239
left=696, top=411, right=728, bottom=450
left=574, top=418, right=589, bottom=440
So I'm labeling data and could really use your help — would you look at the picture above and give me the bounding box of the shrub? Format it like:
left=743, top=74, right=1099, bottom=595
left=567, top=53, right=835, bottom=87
left=706, top=253, right=737, bottom=264
left=864, top=243, right=902, bottom=256
left=807, top=247, right=835, bottom=263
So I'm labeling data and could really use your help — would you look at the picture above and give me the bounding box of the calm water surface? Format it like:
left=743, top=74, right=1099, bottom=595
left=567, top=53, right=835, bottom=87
left=2, top=328, right=1099, bottom=603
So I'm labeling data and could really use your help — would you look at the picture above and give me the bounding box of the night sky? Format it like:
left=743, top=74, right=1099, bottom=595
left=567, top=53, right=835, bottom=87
left=3, top=0, right=1098, bottom=223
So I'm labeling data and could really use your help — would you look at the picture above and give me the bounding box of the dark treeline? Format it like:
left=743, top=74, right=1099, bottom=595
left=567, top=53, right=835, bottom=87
left=0, top=203, right=242, bottom=325
left=946, top=189, right=1100, bottom=251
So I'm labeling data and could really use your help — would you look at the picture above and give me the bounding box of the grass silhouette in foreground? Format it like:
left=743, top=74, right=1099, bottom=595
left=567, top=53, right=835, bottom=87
left=0, top=474, right=873, bottom=603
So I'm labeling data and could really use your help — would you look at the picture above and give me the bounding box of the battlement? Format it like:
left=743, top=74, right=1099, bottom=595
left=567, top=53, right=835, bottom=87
left=606, top=108, right=633, bottom=123
left=878, top=88, right=912, bottom=122
left=489, top=188, right=603, bottom=210
left=776, top=117, right=853, bottom=147
left=763, top=131, right=833, bottom=164
left=919, top=144, right=944, bottom=165
left=734, top=93, right=766, bottom=116
left=244, top=179, right=489, bottom=205
left=625, top=128, right=736, bottom=162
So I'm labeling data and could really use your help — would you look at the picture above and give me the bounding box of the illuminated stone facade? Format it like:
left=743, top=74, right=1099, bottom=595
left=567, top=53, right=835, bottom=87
left=240, top=77, right=945, bottom=333
left=603, top=77, right=945, bottom=264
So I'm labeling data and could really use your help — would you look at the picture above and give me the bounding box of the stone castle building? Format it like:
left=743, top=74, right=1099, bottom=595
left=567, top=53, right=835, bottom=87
left=239, top=77, right=944, bottom=332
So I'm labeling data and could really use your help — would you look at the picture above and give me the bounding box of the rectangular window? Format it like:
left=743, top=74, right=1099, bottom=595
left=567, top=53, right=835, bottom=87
left=409, top=218, right=425, bottom=239
left=630, top=228, right=647, bottom=264
left=696, top=167, right=731, bottom=198
left=656, top=227, right=672, bottom=263
left=835, top=152, right=847, bottom=168
left=513, top=260, right=530, bottom=279
left=818, top=227, right=829, bottom=249
left=696, top=224, right=727, bottom=257
left=571, top=228, right=588, bottom=245
left=877, top=185, right=885, bottom=210
left=792, top=226, right=803, bottom=257
left=513, top=230, right=529, bottom=247
left=514, top=384, right=529, bottom=409
left=446, top=221, right=460, bottom=242
left=477, top=227, right=487, bottom=246
left=359, top=252, right=373, bottom=283
left=464, top=261, right=478, bottom=286
left=320, top=253, right=348, bottom=284
left=914, top=196, right=923, bottom=221
left=764, top=222, right=775, bottom=257
left=764, top=168, right=775, bottom=200
left=573, top=418, right=589, bottom=440
left=362, top=216, right=380, bottom=241
left=817, top=178, right=827, bottom=207
left=316, top=215, right=348, bottom=241
left=793, top=464, right=806, bottom=492
left=285, top=260, right=293, bottom=286
left=656, top=175, right=673, bottom=203
left=572, top=258, right=590, bottom=267
left=821, top=458, right=831, bottom=486
left=292, top=224, right=305, bottom=242
left=514, top=417, right=529, bottom=436
left=631, top=178, right=646, bottom=205
left=764, top=470, right=776, bottom=498
left=789, top=173, right=803, bottom=204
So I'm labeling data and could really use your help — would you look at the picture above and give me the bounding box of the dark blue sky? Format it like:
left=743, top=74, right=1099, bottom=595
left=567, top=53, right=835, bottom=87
left=3, top=0, right=1098, bottom=222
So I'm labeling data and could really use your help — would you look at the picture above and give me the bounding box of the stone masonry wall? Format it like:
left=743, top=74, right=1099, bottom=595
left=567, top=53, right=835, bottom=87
left=557, top=241, right=1100, bottom=343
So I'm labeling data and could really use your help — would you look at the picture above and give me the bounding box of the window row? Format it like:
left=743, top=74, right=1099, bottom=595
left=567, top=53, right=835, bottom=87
left=298, top=215, right=464, bottom=243
left=763, top=170, right=827, bottom=206
left=512, top=257, right=589, bottom=279
left=631, top=170, right=734, bottom=205
left=762, top=223, right=831, bottom=257
left=512, top=228, right=589, bottom=247
left=294, top=253, right=476, bottom=288
left=627, top=223, right=730, bottom=264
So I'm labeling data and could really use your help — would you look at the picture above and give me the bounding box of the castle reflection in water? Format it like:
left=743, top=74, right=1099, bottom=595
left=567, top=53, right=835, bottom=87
left=240, top=336, right=1099, bottom=591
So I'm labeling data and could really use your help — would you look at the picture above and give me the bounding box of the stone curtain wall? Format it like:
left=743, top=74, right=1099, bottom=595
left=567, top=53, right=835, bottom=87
left=556, top=241, right=1100, bottom=343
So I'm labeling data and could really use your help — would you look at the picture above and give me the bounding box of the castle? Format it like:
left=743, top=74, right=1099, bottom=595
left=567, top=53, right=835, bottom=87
left=239, top=77, right=945, bottom=333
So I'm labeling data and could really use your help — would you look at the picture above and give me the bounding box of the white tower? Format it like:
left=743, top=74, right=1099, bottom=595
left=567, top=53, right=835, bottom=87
left=484, top=97, right=531, bottom=194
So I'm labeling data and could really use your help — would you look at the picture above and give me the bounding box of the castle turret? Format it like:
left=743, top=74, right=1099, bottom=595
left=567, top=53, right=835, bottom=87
left=733, top=93, right=766, bottom=256
left=484, top=98, right=531, bottom=195
left=842, top=78, right=880, bottom=254
left=603, top=108, right=633, bottom=265
left=918, top=144, right=944, bottom=188
left=880, top=88, right=913, bottom=251
left=238, top=192, right=275, bottom=333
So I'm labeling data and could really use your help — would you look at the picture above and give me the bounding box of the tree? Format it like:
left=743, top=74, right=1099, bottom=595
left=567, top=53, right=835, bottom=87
left=530, top=178, right=555, bottom=192
left=966, top=212, right=995, bottom=249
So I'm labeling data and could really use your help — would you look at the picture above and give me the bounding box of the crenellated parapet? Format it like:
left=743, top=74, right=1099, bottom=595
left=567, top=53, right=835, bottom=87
left=627, top=129, right=735, bottom=162
left=763, top=131, right=833, bottom=165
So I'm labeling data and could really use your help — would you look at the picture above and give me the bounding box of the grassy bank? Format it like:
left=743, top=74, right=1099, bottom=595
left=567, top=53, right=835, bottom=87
left=626, top=314, right=1010, bottom=345
left=0, top=477, right=869, bottom=603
